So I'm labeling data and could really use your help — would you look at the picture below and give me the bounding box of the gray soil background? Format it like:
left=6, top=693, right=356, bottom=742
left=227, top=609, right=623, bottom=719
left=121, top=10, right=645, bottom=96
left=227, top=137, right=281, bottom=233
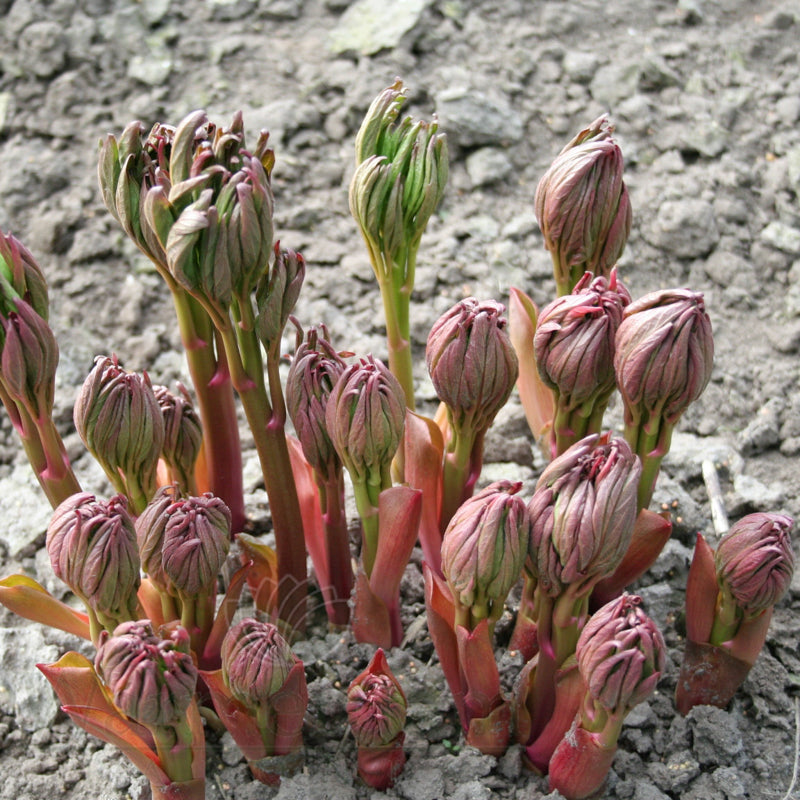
left=1, top=0, right=800, bottom=798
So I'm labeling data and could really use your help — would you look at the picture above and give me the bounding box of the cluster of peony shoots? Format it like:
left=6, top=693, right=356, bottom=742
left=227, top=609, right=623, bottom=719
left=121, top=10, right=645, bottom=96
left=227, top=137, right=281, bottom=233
left=0, top=80, right=795, bottom=800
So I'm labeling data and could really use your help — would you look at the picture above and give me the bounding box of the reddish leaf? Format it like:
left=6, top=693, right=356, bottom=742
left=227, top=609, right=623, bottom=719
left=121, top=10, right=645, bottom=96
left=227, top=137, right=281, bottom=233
left=509, top=287, right=554, bottom=454
left=455, top=620, right=503, bottom=721
left=0, top=574, right=90, bottom=640
left=201, top=559, right=252, bottom=670
left=236, top=533, right=278, bottom=616
left=404, top=410, right=444, bottom=573
left=352, top=569, right=392, bottom=649
left=466, top=700, right=511, bottom=757
left=685, top=532, right=718, bottom=645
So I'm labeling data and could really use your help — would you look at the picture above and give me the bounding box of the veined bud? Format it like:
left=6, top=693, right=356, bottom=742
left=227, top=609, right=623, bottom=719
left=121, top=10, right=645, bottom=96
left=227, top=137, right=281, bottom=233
left=614, top=288, right=714, bottom=430
left=0, top=231, right=49, bottom=319
left=153, top=383, right=203, bottom=487
left=577, top=594, right=665, bottom=714
left=325, top=355, right=405, bottom=485
left=46, top=492, right=140, bottom=627
left=161, top=493, right=231, bottom=596
left=441, top=480, right=530, bottom=619
left=715, top=513, right=795, bottom=617
left=256, top=245, right=306, bottom=350
left=534, top=116, right=631, bottom=294
left=528, top=433, right=641, bottom=597
left=0, top=299, right=59, bottom=420
left=426, top=298, right=518, bottom=437
left=349, top=79, right=448, bottom=272
left=534, top=269, right=631, bottom=408
left=346, top=648, right=407, bottom=749
left=96, top=620, right=197, bottom=727
left=135, top=484, right=181, bottom=589
left=221, top=617, right=297, bottom=708
left=286, top=324, right=346, bottom=481
left=74, top=355, right=165, bottom=502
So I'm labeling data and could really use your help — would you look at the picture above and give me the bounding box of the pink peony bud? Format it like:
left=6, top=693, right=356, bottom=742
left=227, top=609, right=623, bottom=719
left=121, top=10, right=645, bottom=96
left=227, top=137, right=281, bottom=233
left=347, top=649, right=407, bottom=749
left=0, top=299, right=59, bottom=420
left=325, top=355, right=405, bottom=485
left=0, top=229, right=50, bottom=319
left=527, top=433, right=641, bottom=597
left=46, top=492, right=140, bottom=629
left=715, top=513, right=794, bottom=617
left=441, top=480, right=530, bottom=623
left=135, top=484, right=181, bottom=590
left=286, top=325, right=346, bottom=481
left=614, top=288, right=714, bottom=431
left=577, top=594, right=665, bottom=714
left=426, top=298, right=518, bottom=438
left=96, top=619, right=197, bottom=727
left=256, top=245, right=305, bottom=350
left=74, top=355, right=165, bottom=510
left=221, top=617, right=298, bottom=709
left=534, top=115, right=631, bottom=295
left=161, top=493, right=231, bottom=596
left=153, top=384, right=203, bottom=492
left=535, top=270, right=631, bottom=412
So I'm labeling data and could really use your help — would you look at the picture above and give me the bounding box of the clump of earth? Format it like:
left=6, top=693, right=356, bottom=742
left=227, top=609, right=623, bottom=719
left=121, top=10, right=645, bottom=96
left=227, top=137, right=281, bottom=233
left=1, top=1, right=799, bottom=799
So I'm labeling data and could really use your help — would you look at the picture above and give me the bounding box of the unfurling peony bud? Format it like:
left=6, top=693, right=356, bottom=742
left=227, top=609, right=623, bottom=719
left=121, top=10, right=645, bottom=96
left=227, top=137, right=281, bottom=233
left=0, top=300, right=59, bottom=420
left=614, top=288, right=714, bottom=431
left=441, top=480, right=530, bottom=624
left=347, top=648, right=407, bottom=790
left=46, top=493, right=140, bottom=630
left=535, top=270, right=631, bottom=413
left=715, top=513, right=795, bottom=618
left=74, top=355, right=165, bottom=511
left=153, top=384, right=203, bottom=491
left=349, top=79, right=448, bottom=276
left=256, top=245, right=305, bottom=350
left=577, top=594, right=665, bottom=714
left=221, top=617, right=297, bottom=709
left=325, top=355, right=405, bottom=485
left=135, top=484, right=181, bottom=589
left=286, top=325, right=346, bottom=482
left=527, top=434, right=641, bottom=597
left=161, top=493, right=231, bottom=596
left=96, top=620, right=197, bottom=727
left=426, top=298, right=518, bottom=437
left=534, top=115, right=631, bottom=295
left=0, top=231, right=49, bottom=319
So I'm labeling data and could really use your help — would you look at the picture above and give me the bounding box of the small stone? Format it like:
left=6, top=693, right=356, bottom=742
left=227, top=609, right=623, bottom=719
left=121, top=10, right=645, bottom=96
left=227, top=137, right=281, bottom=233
left=0, top=463, right=52, bottom=556
left=759, top=221, right=800, bottom=254
left=328, top=0, right=431, bottom=55
left=127, top=39, right=173, bottom=86
left=465, top=148, right=514, bottom=187
left=732, top=472, right=784, bottom=510
left=737, top=400, right=781, bottom=454
left=687, top=706, right=743, bottom=766
left=590, top=61, right=641, bottom=107
left=435, top=86, right=524, bottom=148
left=563, top=51, right=599, bottom=84
left=645, top=198, right=719, bottom=258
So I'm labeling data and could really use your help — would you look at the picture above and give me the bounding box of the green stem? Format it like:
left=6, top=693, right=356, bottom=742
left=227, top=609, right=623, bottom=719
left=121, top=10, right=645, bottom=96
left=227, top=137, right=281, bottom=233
left=352, top=479, right=380, bottom=577
left=151, top=720, right=196, bottom=784
left=0, top=382, right=81, bottom=508
left=171, top=289, right=246, bottom=532
left=709, top=584, right=741, bottom=646
left=625, top=411, right=673, bottom=511
left=377, top=275, right=415, bottom=412
left=440, top=424, right=476, bottom=530
left=217, top=315, right=307, bottom=634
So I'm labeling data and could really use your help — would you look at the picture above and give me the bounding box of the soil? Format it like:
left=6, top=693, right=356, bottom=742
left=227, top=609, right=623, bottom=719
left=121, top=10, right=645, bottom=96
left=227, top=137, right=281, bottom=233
left=1, top=0, right=800, bottom=798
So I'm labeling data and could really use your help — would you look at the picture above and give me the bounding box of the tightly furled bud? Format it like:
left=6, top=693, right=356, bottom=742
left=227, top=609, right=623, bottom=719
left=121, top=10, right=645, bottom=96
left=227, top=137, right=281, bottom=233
left=96, top=620, right=197, bottom=727
left=286, top=325, right=346, bottom=481
left=153, top=384, right=203, bottom=489
left=426, top=298, right=518, bottom=437
left=325, top=355, right=405, bottom=484
left=74, top=355, right=165, bottom=507
left=0, top=231, right=49, bottom=319
left=614, top=289, right=714, bottom=430
left=135, top=484, right=181, bottom=588
left=0, top=300, right=59, bottom=419
left=46, top=492, right=140, bottom=626
left=349, top=79, right=448, bottom=276
left=577, top=594, right=665, bottom=714
left=534, top=116, right=631, bottom=294
left=347, top=648, right=407, bottom=748
left=528, top=434, right=641, bottom=597
left=535, top=270, right=631, bottom=409
left=715, top=513, right=795, bottom=617
left=256, top=245, right=306, bottom=350
left=221, top=617, right=297, bottom=709
left=441, top=480, right=530, bottom=621
left=161, top=493, right=231, bottom=596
